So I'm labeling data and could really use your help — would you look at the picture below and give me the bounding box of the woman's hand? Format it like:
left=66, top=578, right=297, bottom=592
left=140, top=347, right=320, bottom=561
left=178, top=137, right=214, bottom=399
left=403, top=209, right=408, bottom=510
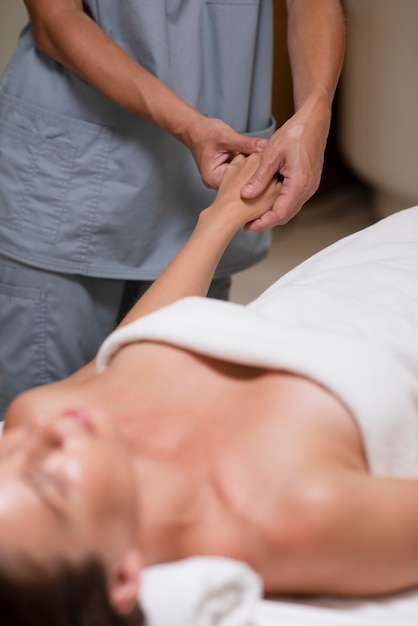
left=204, top=153, right=282, bottom=233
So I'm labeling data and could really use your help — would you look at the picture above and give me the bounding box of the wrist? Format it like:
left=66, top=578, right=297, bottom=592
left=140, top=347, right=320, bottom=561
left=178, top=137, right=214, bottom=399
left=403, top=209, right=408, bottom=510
left=132, top=75, right=206, bottom=144
left=172, top=109, right=208, bottom=149
left=197, top=203, right=241, bottom=244
left=289, top=92, right=333, bottom=143
left=294, top=89, right=333, bottom=120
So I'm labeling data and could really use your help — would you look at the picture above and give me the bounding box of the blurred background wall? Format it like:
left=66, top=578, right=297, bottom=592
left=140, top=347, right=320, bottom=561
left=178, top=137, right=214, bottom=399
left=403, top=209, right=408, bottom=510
left=0, top=2, right=27, bottom=76
left=339, top=0, right=418, bottom=218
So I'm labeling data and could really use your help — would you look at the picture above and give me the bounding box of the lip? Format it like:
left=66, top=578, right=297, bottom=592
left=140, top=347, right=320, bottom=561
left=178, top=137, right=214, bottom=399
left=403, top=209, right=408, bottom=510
left=62, top=409, right=96, bottom=435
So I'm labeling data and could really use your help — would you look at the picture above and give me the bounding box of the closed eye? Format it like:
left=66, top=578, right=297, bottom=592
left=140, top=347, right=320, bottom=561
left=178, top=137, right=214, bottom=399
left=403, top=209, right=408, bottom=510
left=24, top=469, right=69, bottom=519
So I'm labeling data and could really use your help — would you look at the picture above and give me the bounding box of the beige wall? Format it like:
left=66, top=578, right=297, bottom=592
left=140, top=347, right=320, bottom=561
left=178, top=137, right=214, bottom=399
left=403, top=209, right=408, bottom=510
left=0, top=3, right=28, bottom=77
left=339, top=0, right=418, bottom=215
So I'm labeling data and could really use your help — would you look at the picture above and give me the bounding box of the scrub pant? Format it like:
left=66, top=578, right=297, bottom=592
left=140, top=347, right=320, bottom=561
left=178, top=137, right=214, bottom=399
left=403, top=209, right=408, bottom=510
left=0, top=254, right=230, bottom=420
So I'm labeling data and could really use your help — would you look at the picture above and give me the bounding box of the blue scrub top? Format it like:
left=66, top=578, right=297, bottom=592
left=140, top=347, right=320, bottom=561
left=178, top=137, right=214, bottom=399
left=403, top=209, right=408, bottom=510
left=0, top=0, right=274, bottom=279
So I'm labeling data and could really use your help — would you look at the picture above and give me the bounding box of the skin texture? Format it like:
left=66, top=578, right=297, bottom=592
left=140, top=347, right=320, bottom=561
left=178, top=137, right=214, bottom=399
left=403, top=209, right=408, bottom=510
left=23, top=0, right=345, bottom=226
left=3, top=156, right=418, bottom=615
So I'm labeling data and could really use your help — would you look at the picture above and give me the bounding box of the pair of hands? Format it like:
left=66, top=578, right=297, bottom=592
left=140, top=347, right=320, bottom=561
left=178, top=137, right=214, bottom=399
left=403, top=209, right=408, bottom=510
left=189, top=108, right=330, bottom=231
left=22, top=0, right=333, bottom=234
left=206, top=152, right=283, bottom=234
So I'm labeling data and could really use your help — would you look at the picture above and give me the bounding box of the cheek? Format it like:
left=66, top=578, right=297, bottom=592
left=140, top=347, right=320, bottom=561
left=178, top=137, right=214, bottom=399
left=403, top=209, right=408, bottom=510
left=0, top=481, right=78, bottom=573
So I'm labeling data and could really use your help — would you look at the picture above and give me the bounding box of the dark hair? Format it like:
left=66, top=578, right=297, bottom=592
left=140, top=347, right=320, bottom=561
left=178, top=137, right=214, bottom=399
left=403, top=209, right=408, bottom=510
left=0, top=558, right=145, bottom=626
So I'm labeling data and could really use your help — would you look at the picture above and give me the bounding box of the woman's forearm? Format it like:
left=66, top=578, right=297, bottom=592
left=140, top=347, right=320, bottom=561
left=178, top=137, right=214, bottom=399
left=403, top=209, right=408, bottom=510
left=117, top=154, right=281, bottom=327
left=117, top=214, right=233, bottom=328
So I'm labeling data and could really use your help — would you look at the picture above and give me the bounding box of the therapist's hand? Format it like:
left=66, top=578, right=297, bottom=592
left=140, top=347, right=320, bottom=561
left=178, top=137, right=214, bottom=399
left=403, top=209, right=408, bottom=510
left=239, top=0, right=345, bottom=231
left=240, top=106, right=330, bottom=231
left=184, top=116, right=268, bottom=190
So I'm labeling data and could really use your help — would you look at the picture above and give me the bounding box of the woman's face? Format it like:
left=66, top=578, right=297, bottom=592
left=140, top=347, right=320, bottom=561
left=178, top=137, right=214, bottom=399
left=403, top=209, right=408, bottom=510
left=0, top=400, right=140, bottom=578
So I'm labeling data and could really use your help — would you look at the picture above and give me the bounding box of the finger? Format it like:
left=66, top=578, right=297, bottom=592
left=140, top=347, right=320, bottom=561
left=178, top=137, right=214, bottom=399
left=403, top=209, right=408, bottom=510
left=230, top=153, right=246, bottom=164
left=235, top=135, right=268, bottom=155
left=203, top=163, right=228, bottom=189
left=240, top=161, right=281, bottom=199
left=244, top=210, right=281, bottom=232
left=244, top=190, right=302, bottom=231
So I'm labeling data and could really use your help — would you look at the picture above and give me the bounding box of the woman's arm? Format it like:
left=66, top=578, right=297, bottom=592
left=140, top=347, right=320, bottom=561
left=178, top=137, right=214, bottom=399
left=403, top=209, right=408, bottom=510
left=266, top=468, right=418, bottom=596
left=243, top=0, right=345, bottom=228
left=23, top=0, right=265, bottom=188
left=64, top=154, right=280, bottom=383
left=118, top=154, right=281, bottom=327
left=333, top=472, right=418, bottom=595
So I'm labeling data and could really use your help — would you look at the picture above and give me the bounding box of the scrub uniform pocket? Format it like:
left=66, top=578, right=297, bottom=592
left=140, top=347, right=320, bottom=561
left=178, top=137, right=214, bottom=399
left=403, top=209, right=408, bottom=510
left=0, top=119, right=75, bottom=244
left=0, top=93, right=112, bottom=248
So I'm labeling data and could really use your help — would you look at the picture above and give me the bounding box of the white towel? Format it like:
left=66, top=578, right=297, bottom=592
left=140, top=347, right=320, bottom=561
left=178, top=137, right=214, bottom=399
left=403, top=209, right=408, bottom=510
left=140, top=558, right=418, bottom=626
left=140, top=557, right=261, bottom=626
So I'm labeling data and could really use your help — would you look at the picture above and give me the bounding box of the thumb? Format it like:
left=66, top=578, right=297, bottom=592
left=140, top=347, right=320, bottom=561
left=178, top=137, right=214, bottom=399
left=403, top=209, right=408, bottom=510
left=235, top=135, right=268, bottom=155
left=240, top=163, right=271, bottom=199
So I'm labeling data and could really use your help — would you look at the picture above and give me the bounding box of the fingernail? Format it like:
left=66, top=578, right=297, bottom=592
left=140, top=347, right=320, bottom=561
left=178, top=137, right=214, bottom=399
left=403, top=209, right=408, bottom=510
left=242, top=184, right=255, bottom=194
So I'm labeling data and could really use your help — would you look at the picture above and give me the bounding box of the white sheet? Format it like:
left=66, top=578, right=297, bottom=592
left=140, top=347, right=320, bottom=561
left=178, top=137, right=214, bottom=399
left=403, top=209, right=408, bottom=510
left=140, top=558, right=418, bottom=626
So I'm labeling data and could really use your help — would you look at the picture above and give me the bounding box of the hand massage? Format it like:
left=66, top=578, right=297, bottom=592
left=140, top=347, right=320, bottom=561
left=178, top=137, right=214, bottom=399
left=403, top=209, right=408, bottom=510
left=1, top=154, right=418, bottom=626
left=0, top=0, right=345, bottom=417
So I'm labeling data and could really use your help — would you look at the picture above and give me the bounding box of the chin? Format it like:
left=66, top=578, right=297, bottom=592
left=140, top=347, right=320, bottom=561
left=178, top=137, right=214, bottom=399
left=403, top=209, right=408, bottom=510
left=4, top=385, right=57, bottom=431
left=4, top=391, right=36, bottom=431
